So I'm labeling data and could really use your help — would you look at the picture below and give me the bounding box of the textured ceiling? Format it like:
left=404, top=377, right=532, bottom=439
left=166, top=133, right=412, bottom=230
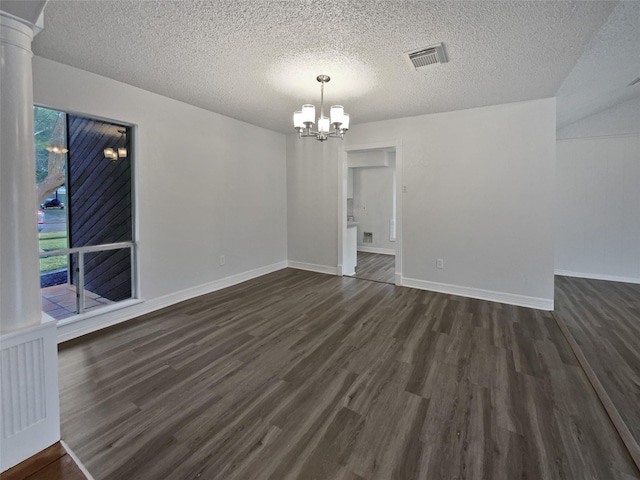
left=32, top=1, right=618, bottom=134
left=557, top=1, right=640, bottom=129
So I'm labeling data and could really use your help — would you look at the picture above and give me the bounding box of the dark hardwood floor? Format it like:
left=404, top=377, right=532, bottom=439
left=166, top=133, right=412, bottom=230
left=58, top=269, right=639, bottom=480
left=352, top=251, right=395, bottom=284
left=555, top=275, right=640, bottom=466
left=2, top=442, right=87, bottom=480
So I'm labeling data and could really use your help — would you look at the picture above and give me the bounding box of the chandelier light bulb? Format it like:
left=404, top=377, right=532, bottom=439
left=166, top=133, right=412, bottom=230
left=318, top=116, right=330, bottom=134
left=330, top=105, right=344, bottom=126
left=341, top=113, right=350, bottom=130
left=46, top=146, right=69, bottom=154
left=301, top=104, right=316, bottom=125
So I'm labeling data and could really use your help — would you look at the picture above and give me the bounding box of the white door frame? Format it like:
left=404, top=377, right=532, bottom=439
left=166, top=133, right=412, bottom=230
left=338, top=140, right=403, bottom=285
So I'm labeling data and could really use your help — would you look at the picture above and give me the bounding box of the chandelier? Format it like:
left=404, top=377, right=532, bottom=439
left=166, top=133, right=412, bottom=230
left=293, top=75, right=350, bottom=141
left=45, top=145, right=68, bottom=154
left=104, top=129, right=128, bottom=161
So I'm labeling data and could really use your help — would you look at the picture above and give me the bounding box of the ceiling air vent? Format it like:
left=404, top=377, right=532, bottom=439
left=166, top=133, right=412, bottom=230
left=406, top=43, right=447, bottom=70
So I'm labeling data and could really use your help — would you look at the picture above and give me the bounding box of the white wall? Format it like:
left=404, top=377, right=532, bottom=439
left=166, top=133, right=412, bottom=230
left=556, top=134, right=640, bottom=283
left=352, top=161, right=396, bottom=253
left=558, top=96, right=640, bottom=140
left=555, top=96, right=640, bottom=283
left=286, top=138, right=340, bottom=272
left=348, top=150, right=389, bottom=168
left=33, top=57, right=288, bottom=338
left=288, top=98, right=556, bottom=308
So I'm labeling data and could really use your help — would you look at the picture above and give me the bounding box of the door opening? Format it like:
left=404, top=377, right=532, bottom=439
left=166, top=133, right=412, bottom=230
left=339, top=142, right=402, bottom=285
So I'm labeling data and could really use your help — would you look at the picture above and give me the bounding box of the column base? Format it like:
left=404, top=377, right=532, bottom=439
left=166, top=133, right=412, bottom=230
left=0, top=319, right=60, bottom=473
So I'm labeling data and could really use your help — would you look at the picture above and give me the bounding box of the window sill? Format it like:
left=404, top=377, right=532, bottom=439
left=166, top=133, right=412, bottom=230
left=55, top=298, right=143, bottom=328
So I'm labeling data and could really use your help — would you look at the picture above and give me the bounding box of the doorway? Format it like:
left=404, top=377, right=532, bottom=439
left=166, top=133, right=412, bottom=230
left=339, top=141, right=402, bottom=285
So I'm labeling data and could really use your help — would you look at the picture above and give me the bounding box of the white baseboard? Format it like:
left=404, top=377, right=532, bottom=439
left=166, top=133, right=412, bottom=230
left=357, top=246, right=396, bottom=255
left=555, top=270, right=640, bottom=285
left=56, top=261, right=288, bottom=343
left=402, top=277, right=554, bottom=311
left=337, top=263, right=355, bottom=276
left=1, top=321, right=60, bottom=472
left=287, top=261, right=339, bottom=276
left=61, top=440, right=95, bottom=480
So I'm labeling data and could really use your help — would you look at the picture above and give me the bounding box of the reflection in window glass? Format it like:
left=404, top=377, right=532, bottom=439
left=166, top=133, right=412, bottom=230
left=35, top=106, right=135, bottom=320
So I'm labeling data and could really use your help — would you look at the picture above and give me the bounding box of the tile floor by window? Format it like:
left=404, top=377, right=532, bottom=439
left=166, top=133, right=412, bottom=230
left=41, top=284, right=113, bottom=320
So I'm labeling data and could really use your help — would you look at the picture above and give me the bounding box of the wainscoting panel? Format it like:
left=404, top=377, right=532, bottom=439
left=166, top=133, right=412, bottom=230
left=0, top=320, right=60, bottom=472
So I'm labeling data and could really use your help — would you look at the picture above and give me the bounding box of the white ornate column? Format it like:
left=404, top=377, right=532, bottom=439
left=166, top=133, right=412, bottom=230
left=1, top=4, right=42, bottom=333
left=0, top=4, right=61, bottom=473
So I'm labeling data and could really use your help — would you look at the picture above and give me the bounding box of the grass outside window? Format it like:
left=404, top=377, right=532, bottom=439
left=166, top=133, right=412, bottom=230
left=40, top=231, right=68, bottom=273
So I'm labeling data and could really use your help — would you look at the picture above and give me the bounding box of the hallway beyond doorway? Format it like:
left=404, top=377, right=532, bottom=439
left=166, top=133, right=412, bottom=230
left=350, top=251, right=395, bottom=284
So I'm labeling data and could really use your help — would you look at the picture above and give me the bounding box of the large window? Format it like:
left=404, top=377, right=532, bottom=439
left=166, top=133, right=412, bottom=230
left=35, top=107, right=135, bottom=319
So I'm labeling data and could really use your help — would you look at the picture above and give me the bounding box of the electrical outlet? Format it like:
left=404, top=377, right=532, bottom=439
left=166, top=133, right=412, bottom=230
left=436, top=258, right=444, bottom=269
left=219, top=255, right=226, bottom=266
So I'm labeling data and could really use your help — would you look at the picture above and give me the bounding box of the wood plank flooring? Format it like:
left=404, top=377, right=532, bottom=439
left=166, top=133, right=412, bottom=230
left=352, top=251, right=395, bottom=284
left=1, top=442, right=88, bottom=480
left=554, top=275, right=640, bottom=461
left=57, top=269, right=639, bottom=480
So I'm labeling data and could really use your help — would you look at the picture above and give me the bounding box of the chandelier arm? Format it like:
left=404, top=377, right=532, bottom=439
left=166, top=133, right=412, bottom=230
left=300, top=129, right=321, bottom=137
left=299, top=128, right=345, bottom=139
